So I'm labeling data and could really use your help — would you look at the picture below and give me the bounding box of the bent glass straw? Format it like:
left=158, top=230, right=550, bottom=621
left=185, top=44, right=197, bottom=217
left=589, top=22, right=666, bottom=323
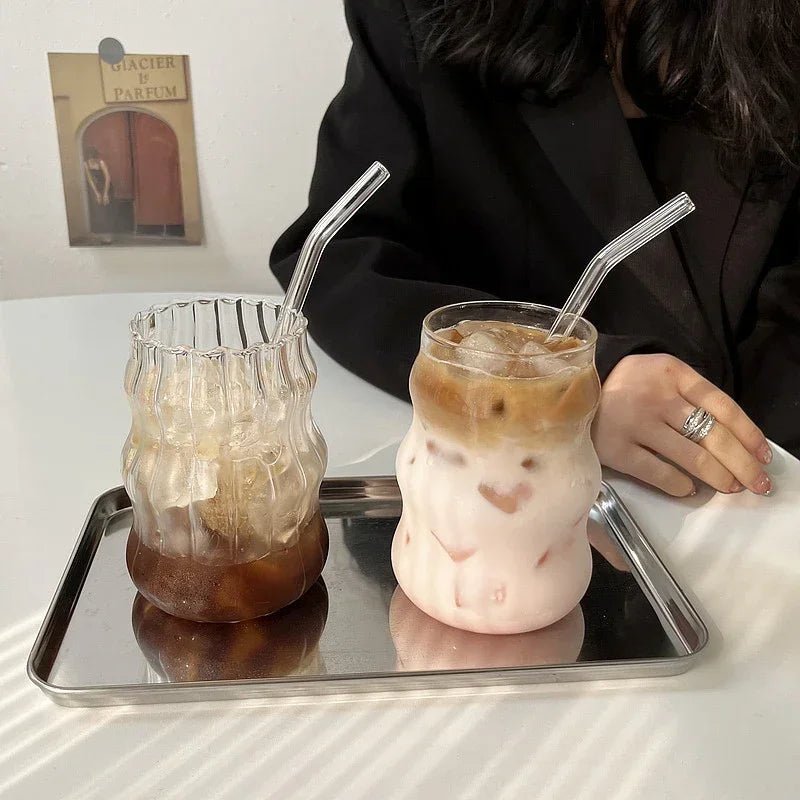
left=275, top=161, right=391, bottom=338
left=546, top=192, right=696, bottom=340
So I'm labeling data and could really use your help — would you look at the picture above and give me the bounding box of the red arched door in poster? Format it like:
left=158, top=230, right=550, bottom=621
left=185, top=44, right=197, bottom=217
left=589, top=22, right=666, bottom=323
left=82, top=111, right=184, bottom=239
left=131, top=113, right=184, bottom=231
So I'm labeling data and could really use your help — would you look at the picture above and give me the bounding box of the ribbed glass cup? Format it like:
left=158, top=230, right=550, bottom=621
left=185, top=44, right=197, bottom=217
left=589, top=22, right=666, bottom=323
left=122, top=298, right=328, bottom=622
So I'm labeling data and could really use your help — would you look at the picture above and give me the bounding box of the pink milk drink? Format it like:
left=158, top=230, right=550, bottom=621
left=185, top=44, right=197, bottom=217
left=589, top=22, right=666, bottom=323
left=392, top=301, right=601, bottom=634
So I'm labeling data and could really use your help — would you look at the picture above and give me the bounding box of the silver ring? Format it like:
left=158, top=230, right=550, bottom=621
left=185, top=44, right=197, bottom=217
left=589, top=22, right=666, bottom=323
left=683, top=407, right=716, bottom=442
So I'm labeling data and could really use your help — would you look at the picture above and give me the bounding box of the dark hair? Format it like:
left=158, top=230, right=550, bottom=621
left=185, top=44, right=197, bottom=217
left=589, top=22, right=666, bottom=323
left=422, top=0, right=800, bottom=167
left=84, top=145, right=100, bottom=160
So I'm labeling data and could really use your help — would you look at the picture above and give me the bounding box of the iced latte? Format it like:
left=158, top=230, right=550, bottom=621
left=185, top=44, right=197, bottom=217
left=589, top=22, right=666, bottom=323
left=393, top=302, right=601, bottom=634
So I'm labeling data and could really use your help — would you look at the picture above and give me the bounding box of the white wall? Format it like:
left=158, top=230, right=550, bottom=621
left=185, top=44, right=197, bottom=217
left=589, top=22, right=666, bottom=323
left=0, top=0, right=351, bottom=299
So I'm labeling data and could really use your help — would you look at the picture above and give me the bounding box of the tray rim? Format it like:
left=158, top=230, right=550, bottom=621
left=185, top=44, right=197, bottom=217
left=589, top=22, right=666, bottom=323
left=27, top=477, right=709, bottom=707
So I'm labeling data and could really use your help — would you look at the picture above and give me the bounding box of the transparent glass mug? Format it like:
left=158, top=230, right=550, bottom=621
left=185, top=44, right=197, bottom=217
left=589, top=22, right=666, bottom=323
left=122, top=298, right=328, bottom=622
left=392, top=301, right=601, bottom=634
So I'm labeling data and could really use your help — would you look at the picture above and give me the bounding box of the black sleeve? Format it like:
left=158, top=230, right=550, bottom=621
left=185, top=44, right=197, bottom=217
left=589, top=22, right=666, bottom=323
left=737, top=193, right=800, bottom=456
left=270, top=0, right=669, bottom=397
left=270, top=0, right=494, bottom=400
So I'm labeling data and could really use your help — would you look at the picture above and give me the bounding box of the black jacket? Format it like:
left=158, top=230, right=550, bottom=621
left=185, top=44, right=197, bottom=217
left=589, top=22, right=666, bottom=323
left=272, top=0, right=800, bottom=456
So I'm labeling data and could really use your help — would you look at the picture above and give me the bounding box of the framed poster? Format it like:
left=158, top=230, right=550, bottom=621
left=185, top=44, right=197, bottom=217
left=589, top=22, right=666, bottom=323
left=48, top=51, right=203, bottom=246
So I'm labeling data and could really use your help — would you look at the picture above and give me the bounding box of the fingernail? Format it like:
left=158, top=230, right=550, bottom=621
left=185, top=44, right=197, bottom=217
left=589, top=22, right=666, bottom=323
left=729, top=480, right=744, bottom=493
left=758, top=444, right=773, bottom=464
left=755, top=474, right=772, bottom=496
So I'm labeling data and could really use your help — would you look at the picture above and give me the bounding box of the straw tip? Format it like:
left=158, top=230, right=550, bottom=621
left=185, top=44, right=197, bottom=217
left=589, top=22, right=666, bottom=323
left=370, top=161, right=391, bottom=179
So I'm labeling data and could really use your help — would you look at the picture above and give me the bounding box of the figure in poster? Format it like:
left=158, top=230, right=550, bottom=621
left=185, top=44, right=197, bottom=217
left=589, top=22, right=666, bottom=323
left=83, top=145, right=115, bottom=242
left=48, top=51, right=202, bottom=246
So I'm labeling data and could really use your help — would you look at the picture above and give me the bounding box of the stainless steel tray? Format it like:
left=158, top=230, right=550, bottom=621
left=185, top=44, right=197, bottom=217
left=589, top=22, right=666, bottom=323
left=28, top=478, right=708, bottom=707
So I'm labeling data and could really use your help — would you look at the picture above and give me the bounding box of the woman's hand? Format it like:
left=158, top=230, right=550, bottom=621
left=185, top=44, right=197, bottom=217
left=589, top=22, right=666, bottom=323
left=593, top=354, right=773, bottom=497
left=102, top=194, right=110, bottom=206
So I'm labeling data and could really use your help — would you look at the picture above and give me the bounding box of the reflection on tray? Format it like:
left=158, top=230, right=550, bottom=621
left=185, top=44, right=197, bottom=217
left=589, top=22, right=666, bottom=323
left=389, top=588, right=585, bottom=671
left=132, top=579, right=329, bottom=683
left=587, top=516, right=632, bottom=572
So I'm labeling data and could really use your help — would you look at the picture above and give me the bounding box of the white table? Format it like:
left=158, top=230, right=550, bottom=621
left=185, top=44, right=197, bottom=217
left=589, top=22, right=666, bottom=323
left=1, top=293, right=798, bottom=800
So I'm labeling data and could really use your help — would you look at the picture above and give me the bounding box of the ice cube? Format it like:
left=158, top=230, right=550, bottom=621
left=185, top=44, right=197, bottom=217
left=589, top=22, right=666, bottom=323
left=454, top=330, right=516, bottom=373
left=458, top=330, right=515, bottom=355
left=512, top=340, right=567, bottom=376
left=534, top=356, right=570, bottom=376
left=519, top=340, right=551, bottom=357
left=436, top=326, right=464, bottom=344
left=458, top=321, right=554, bottom=354
left=457, top=322, right=512, bottom=346
left=448, top=320, right=573, bottom=376
left=146, top=447, right=218, bottom=509
left=454, top=320, right=488, bottom=337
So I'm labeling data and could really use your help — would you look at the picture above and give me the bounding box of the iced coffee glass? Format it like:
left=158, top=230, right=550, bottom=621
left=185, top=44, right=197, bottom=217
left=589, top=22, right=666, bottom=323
left=122, top=298, right=328, bottom=622
left=393, top=301, right=601, bottom=634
